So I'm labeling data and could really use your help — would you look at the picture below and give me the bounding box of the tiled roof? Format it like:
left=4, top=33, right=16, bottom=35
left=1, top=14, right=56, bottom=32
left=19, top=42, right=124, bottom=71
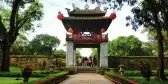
left=64, top=16, right=110, bottom=20
left=69, top=9, right=106, bottom=14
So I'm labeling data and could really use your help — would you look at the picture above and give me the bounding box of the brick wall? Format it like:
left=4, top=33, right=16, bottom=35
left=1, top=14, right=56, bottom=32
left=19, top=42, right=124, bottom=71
left=10, top=55, right=66, bottom=70
left=108, top=56, right=168, bottom=70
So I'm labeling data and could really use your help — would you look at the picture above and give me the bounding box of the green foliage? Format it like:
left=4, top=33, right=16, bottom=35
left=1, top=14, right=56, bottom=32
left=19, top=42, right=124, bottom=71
left=53, top=49, right=66, bottom=58
left=142, top=28, right=168, bottom=56
left=105, top=71, right=137, bottom=84
left=29, top=71, right=69, bottom=84
left=10, top=34, right=29, bottom=55
left=90, top=48, right=98, bottom=57
left=0, top=0, right=44, bottom=71
left=124, top=71, right=168, bottom=76
left=29, top=34, right=60, bottom=55
left=108, top=35, right=148, bottom=56
left=42, top=60, right=46, bottom=70
left=141, top=42, right=156, bottom=56
left=0, top=77, right=40, bottom=84
left=10, top=66, right=21, bottom=72
left=76, top=50, right=82, bottom=59
left=108, top=56, right=120, bottom=68
left=84, top=0, right=137, bottom=10
left=97, top=67, right=110, bottom=75
left=65, top=68, right=76, bottom=75
left=0, top=72, right=48, bottom=77
left=106, top=71, right=168, bottom=84
left=138, top=60, right=152, bottom=78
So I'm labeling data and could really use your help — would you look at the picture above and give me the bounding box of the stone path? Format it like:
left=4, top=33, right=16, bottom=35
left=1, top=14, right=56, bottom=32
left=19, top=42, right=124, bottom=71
left=59, top=73, right=114, bottom=84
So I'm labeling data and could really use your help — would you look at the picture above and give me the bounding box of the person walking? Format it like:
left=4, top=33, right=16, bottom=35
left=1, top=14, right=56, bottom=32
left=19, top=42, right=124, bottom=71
left=93, top=56, right=97, bottom=67
left=88, top=57, right=92, bottom=67
left=84, top=56, right=88, bottom=67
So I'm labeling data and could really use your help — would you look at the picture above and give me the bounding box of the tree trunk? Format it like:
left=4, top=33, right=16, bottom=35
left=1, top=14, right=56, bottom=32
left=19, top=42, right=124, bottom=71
left=1, top=37, right=11, bottom=72
left=156, top=27, right=167, bottom=80
left=0, top=42, right=3, bottom=71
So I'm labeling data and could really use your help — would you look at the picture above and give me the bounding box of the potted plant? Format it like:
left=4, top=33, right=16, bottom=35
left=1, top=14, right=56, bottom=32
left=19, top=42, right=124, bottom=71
left=22, top=65, right=33, bottom=83
left=138, top=60, right=152, bottom=81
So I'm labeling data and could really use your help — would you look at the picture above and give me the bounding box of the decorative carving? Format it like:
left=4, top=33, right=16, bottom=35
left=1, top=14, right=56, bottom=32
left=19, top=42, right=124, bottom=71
left=84, top=4, right=89, bottom=10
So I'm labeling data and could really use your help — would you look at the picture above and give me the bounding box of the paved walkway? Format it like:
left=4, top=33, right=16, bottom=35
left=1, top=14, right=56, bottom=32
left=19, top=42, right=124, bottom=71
left=59, top=73, right=114, bottom=84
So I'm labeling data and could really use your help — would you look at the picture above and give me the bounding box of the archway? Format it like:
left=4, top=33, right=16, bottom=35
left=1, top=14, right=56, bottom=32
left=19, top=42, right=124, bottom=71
left=58, top=7, right=115, bottom=68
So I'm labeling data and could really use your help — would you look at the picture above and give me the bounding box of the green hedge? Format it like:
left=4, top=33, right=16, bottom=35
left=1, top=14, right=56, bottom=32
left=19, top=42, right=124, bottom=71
left=108, top=71, right=168, bottom=84
left=0, top=71, right=49, bottom=77
left=105, top=71, right=139, bottom=84
left=64, top=68, right=76, bottom=75
left=124, top=71, right=168, bottom=76
left=31, top=71, right=69, bottom=84
left=97, top=68, right=110, bottom=75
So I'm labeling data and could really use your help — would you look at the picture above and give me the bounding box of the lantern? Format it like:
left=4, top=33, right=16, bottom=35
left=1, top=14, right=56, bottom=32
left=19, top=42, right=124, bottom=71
left=68, top=28, right=73, bottom=33
left=57, top=12, right=64, bottom=20
left=110, top=13, right=116, bottom=20
left=97, top=34, right=102, bottom=40
left=101, top=28, right=105, bottom=33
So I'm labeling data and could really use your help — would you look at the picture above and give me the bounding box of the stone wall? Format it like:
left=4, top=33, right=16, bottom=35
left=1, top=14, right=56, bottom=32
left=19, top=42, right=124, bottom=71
left=108, top=56, right=168, bottom=70
left=10, top=55, right=66, bottom=70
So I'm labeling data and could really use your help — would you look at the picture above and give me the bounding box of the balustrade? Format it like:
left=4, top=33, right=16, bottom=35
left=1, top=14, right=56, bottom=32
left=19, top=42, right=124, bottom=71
left=66, top=33, right=108, bottom=41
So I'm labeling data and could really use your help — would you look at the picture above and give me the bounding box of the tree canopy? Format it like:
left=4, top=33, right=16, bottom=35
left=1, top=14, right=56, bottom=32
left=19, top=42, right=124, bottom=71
left=29, top=34, right=60, bottom=55
left=108, top=35, right=144, bottom=56
left=0, top=0, right=44, bottom=71
left=126, top=0, right=168, bottom=80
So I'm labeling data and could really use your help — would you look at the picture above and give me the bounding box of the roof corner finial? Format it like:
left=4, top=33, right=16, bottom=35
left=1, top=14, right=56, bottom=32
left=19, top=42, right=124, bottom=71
left=65, top=8, right=70, bottom=12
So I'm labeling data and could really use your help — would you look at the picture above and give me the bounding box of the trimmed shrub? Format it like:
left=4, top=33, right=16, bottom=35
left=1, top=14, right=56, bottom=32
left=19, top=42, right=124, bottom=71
left=97, top=68, right=110, bottom=75
left=107, top=71, right=168, bottom=84
left=123, top=71, right=168, bottom=76
left=105, top=71, right=139, bottom=84
left=65, top=68, right=76, bottom=75
left=0, top=71, right=48, bottom=77
left=33, top=71, right=69, bottom=84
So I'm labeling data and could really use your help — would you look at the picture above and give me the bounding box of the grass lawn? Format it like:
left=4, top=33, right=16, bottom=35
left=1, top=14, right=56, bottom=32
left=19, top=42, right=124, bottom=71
left=0, top=77, right=41, bottom=84
left=10, top=66, right=21, bottom=72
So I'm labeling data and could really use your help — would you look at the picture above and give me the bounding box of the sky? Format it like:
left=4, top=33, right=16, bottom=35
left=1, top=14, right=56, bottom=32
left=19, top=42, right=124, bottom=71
left=1, top=0, right=148, bottom=57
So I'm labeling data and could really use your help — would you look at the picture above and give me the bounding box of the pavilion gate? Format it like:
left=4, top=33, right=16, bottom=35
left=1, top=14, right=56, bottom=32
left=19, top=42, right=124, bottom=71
left=57, top=6, right=116, bottom=68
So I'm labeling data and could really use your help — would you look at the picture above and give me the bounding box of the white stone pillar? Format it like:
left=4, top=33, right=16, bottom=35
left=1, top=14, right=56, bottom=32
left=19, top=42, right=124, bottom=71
left=66, top=42, right=74, bottom=67
left=73, top=49, right=76, bottom=66
left=100, top=42, right=108, bottom=67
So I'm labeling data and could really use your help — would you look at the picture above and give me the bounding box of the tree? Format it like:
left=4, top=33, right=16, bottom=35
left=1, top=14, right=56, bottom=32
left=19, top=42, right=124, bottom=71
left=10, top=34, right=29, bottom=55
left=29, top=34, right=60, bottom=55
left=53, top=49, right=66, bottom=58
left=82, top=0, right=137, bottom=10
left=0, top=0, right=43, bottom=71
left=126, top=0, right=168, bottom=80
left=108, top=35, right=144, bottom=56
left=141, top=42, right=156, bottom=56
left=76, top=50, right=82, bottom=59
left=90, top=48, right=98, bottom=57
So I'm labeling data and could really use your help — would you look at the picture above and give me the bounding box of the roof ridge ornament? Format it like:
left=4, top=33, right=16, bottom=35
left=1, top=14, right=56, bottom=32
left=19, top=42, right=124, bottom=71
left=95, top=3, right=101, bottom=10
left=84, top=4, right=89, bottom=10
